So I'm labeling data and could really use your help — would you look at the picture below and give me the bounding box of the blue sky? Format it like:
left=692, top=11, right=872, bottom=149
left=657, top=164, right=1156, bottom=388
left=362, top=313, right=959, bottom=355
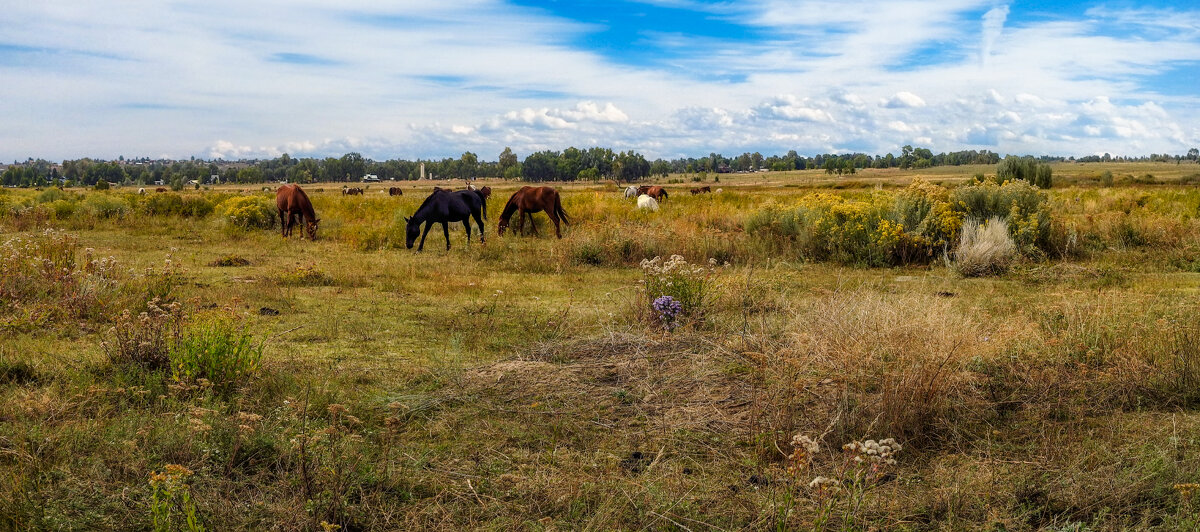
left=1, top=0, right=1198, bottom=162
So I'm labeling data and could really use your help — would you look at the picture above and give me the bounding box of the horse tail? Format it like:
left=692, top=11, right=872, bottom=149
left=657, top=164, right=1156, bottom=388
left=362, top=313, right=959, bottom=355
left=555, top=192, right=569, bottom=225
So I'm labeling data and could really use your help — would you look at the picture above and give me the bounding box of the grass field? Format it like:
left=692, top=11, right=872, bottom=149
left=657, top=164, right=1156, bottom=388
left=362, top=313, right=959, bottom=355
left=3, top=162, right=1200, bottom=530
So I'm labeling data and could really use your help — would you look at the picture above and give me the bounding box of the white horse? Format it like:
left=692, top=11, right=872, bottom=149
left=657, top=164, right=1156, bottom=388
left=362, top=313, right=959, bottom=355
left=623, top=185, right=639, bottom=199
left=138, top=188, right=146, bottom=195
left=636, top=194, right=659, bottom=211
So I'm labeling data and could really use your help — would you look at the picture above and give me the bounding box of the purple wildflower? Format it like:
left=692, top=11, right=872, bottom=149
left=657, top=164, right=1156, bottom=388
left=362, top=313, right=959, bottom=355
left=652, top=295, right=683, bottom=332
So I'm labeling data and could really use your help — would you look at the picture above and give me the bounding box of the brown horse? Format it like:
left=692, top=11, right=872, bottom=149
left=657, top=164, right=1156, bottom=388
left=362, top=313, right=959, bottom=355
left=388, top=187, right=403, bottom=196
left=342, top=187, right=363, bottom=196
left=498, top=186, right=569, bottom=238
left=276, top=184, right=320, bottom=239
left=637, top=185, right=668, bottom=202
left=690, top=186, right=712, bottom=195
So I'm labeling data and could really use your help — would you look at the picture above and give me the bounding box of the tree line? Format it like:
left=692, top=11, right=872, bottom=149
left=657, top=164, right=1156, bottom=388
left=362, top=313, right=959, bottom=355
left=3, top=145, right=1198, bottom=188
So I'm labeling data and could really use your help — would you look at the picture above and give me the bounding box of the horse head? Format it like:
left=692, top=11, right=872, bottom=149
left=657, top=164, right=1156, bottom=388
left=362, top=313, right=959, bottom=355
left=306, top=218, right=320, bottom=240
left=404, top=216, right=421, bottom=249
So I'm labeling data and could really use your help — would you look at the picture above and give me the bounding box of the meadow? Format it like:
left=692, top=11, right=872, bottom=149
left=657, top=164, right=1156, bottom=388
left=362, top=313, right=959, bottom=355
left=2, top=162, right=1200, bottom=530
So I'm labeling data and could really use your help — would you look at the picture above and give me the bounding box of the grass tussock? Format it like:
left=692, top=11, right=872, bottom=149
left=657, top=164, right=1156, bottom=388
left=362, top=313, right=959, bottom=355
left=954, top=216, right=1017, bottom=277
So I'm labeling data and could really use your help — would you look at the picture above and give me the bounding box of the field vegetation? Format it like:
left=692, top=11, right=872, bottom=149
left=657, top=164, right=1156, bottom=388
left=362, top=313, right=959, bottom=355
left=2, top=162, right=1200, bottom=530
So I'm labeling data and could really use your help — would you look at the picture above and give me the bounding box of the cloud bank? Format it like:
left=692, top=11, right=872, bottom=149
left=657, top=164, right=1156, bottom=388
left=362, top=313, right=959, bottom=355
left=0, top=0, right=1197, bottom=161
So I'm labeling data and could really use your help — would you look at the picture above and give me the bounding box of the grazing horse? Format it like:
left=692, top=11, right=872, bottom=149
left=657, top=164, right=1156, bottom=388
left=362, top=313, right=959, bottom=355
left=389, top=187, right=403, bottom=196
left=138, top=188, right=146, bottom=195
left=637, top=194, right=659, bottom=211
left=405, top=188, right=488, bottom=251
left=276, top=184, right=320, bottom=239
left=690, top=186, right=712, bottom=195
left=497, top=186, right=569, bottom=239
left=155, top=187, right=167, bottom=193
left=342, top=187, right=364, bottom=196
left=637, top=185, right=668, bottom=202
left=623, top=185, right=639, bottom=199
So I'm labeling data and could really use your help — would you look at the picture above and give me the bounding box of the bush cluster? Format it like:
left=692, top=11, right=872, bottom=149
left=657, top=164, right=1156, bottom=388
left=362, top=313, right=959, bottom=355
left=746, top=178, right=1050, bottom=266
left=216, top=196, right=276, bottom=231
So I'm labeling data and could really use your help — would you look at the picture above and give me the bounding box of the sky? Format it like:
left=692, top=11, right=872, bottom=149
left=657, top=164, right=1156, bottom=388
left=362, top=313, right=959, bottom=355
left=1, top=0, right=1198, bottom=162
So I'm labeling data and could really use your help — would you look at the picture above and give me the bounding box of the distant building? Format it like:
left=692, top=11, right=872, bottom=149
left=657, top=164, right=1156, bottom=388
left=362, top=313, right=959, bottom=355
left=362, top=174, right=380, bottom=182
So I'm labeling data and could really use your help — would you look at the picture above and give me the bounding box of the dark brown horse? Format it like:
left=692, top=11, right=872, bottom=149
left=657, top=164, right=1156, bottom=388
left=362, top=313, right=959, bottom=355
left=637, top=185, right=668, bottom=202
left=690, top=186, right=712, bottom=195
left=389, top=187, right=403, bottom=196
left=498, top=186, right=569, bottom=238
left=276, top=185, right=320, bottom=239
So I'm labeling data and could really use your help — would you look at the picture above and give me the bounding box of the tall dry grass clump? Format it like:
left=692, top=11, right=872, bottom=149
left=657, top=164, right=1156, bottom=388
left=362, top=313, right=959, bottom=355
left=776, top=290, right=990, bottom=446
left=954, top=216, right=1017, bottom=277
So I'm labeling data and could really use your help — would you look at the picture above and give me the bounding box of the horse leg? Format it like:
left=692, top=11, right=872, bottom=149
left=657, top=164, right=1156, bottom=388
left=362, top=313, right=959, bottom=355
left=472, top=210, right=485, bottom=243
left=463, top=220, right=471, bottom=243
left=528, top=212, right=541, bottom=237
left=549, top=211, right=562, bottom=239
left=516, top=209, right=525, bottom=236
left=442, top=221, right=451, bottom=250
left=280, top=211, right=287, bottom=237
left=418, top=221, right=434, bottom=251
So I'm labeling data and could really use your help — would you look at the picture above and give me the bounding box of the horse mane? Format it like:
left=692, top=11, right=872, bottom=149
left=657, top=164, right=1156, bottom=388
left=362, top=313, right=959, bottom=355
left=498, top=189, right=522, bottom=223
left=415, top=188, right=449, bottom=214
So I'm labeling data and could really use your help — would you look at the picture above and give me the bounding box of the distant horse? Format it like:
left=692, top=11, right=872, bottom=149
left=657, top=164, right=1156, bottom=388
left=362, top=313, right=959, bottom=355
left=690, top=186, right=712, bottom=195
left=138, top=188, right=146, bottom=195
left=623, top=185, right=639, bottom=199
left=498, top=186, right=569, bottom=239
left=405, top=188, right=488, bottom=251
left=637, top=185, right=668, bottom=202
left=389, top=187, right=403, bottom=196
left=155, top=187, right=167, bottom=193
left=276, top=184, right=320, bottom=239
left=343, top=187, right=364, bottom=196
left=637, top=194, right=659, bottom=211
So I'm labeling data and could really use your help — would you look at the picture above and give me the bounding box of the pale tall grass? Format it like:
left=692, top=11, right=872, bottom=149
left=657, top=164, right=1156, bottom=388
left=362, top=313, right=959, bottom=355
left=954, top=216, right=1016, bottom=277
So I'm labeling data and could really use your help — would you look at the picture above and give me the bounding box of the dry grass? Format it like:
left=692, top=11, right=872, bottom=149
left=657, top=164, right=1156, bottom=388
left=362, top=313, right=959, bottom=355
left=3, top=165, right=1200, bottom=529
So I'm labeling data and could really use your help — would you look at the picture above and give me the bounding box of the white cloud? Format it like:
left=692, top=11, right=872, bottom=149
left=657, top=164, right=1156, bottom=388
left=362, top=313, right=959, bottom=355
left=981, top=5, right=1010, bottom=66
left=0, top=0, right=1197, bottom=161
left=881, top=92, right=927, bottom=109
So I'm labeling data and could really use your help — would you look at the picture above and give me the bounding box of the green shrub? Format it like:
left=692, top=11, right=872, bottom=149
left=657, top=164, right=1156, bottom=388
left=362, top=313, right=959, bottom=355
left=36, top=188, right=68, bottom=203
left=1100, top=170, right=1115, bottom=186
left=997, top=156, right=1052, bottom=188
left=142, top=193, right=184, bottom=216
left=94, top=180, right=110, bottom=191
left=82, top=193, right=129, bottom=219
left=170, top=313, right=264, bottom=389
left=216, top=196, right=275, bottom=230
left=48, top=199, right=77, bottom=220
left=180, top=196, right=214, bottom=218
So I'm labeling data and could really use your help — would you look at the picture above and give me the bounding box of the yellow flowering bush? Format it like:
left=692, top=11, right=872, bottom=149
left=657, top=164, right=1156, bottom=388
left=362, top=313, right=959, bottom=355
left=216, top=195, right=275, bottom=231
left=747, top=185, right=958, bottom=266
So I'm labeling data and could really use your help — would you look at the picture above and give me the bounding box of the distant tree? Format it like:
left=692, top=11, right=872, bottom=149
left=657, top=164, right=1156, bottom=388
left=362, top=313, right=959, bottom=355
left=522, top=151, right=559, bottom=182
left=1189, top=148, right=1199, bottom=161
left=650, top=160, right=671, bottom=178
left=459, top=151, right=478, bottom=179
left=498, top=147, right=518, bottom=177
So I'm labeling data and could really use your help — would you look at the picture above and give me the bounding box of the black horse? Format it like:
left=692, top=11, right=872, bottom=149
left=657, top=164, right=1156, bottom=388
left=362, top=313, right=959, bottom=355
left=405, top=188, right=488, bottom=251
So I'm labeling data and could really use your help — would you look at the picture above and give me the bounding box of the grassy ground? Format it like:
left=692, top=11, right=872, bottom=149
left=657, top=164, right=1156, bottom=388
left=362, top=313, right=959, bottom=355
left=3, top=162, right=1200, bottom=530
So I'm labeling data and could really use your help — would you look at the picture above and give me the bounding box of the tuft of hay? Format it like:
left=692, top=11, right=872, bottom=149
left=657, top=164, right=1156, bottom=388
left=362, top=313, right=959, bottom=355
left=954, top=216, right=1016, bottom=277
